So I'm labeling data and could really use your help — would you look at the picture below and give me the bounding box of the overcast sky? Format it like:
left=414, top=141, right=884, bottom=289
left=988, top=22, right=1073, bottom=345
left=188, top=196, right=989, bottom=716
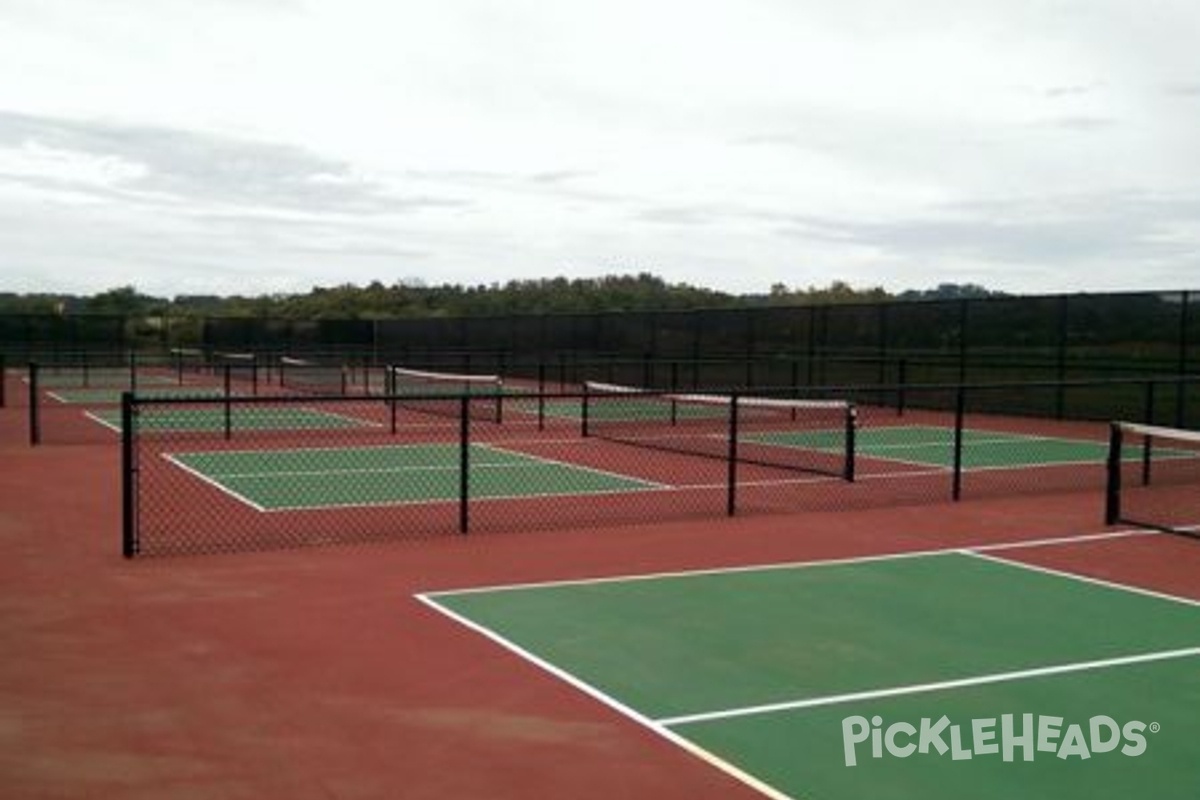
left=1, top=0, right=1198, bottom=298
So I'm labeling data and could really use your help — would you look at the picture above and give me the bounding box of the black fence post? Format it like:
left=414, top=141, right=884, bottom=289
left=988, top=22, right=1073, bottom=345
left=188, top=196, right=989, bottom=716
left=121, top=392, right=138, bottom=557
left=1181, top=291, right=1192, bottom=373
left=459, top=395, right=470, bottom=534
left=1104, top=423, right=1122, bottom=525
left=385, top=366, right=398, bottom=434
left=1174, top=376, right=1187, bottom=430
left=1054, top=294, right=1069, bottom=419
left=28, top=361, right=40, bottom=446
left=951, top=385, right=966, bottom=501
left=957, top=299, right=969, bottom=383
left=726, top=392, right=740, bottom=516
left=580, top=383, right=591, bottom=438
left=844, top=406, right=857, bottom=483
left=0, top=352, right=6, bottom=408
left=223, top=365, right=233, bottom=441
left=1140, top=430, right=1154, bottom=487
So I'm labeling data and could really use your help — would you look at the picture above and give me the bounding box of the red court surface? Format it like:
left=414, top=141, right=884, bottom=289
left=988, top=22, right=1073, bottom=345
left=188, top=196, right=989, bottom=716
left=2, top=386, right=1198, bottom=799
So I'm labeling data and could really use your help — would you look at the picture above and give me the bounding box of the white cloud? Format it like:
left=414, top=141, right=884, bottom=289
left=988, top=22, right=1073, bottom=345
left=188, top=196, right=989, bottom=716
left=0, top=0, right=1198, bottom=296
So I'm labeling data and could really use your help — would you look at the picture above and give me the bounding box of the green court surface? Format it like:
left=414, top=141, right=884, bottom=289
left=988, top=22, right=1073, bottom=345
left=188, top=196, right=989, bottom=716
left=88, top=405, right=376, bottom=433
left=747, top=425, right=1120, bottom=471
left=854, top=426, right=1115, bottom=469
left=51, top=385, right=225, bottom=405
left=505, top=410, right=1115, bottom=472
left=168, top=443, right=660, bottom=510
left=423, top=550, right=1200, bottom=799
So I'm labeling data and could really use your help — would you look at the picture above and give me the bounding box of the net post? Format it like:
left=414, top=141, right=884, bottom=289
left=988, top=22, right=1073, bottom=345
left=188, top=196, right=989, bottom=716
left=494, top=379, right=503, bottom=425
left=0, top=352, right=6, bottom=408
left=581, top=382, right=591, bottom=438
left=1105, top=422, right=1123, bottom=525
left=459, top=395, right=470, bottom=535
left=385, top=366, right=398, bottom=434
left=951, top=385, right=965, bottom=501
left=28, top=361, right=41, bottom=446
left=844, top=405, right=857, bottom=482
left=121, top=391, right=138, bottom=558
left=726, top=392, right=740, bottom=516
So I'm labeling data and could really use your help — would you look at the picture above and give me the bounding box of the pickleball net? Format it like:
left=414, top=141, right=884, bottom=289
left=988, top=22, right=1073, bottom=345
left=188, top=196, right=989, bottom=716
left=211, top=351, right=258, bottom=386
left=1105, top=421, right=1200, bottom=538
left=279, top=356, right=348, bottom=395
left=583, top=381, right=856, bottom=481
left=387, top=366, right=504, bottom=423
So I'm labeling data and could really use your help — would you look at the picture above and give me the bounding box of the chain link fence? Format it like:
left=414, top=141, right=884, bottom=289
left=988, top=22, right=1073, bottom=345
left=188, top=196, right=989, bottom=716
left=119, top=376, right=1200, bottom=557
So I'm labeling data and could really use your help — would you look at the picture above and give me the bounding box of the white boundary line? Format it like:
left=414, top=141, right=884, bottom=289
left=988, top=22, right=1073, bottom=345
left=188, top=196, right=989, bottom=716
left=418, top=532, right=1198, bottom=799
left=421, top=547, right=964, bottom=599
left=313, top=408, right=384, bottom=428
left=161, top=453, right=268, bottom=512
left=414, top=594, right=797, bottom=800
left=419, top=528, right=1163, bottom=599
left=164, top=440, right=473, bottom=459
left=970, top=529, right=1154, bottom=552
left=258, top=481, right=667, bottom=513
left=961, top=548, right=1200, bottom=609
left=80, top=405, right=380, bottom=436
left=205, top=462, right=515, bottom=480
left=166, top=442, right=665, bottom=513
left=83, top=409, right=122, bottom=433
left=656, top=646, right=1200, bottom=727
left=192, top=445, right=543, bottom=479
left=477, top=443, right=672, bottom=490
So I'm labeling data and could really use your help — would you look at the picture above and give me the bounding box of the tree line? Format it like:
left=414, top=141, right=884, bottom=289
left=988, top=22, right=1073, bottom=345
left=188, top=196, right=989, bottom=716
left=0, top=275, right=1002, bottom=319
